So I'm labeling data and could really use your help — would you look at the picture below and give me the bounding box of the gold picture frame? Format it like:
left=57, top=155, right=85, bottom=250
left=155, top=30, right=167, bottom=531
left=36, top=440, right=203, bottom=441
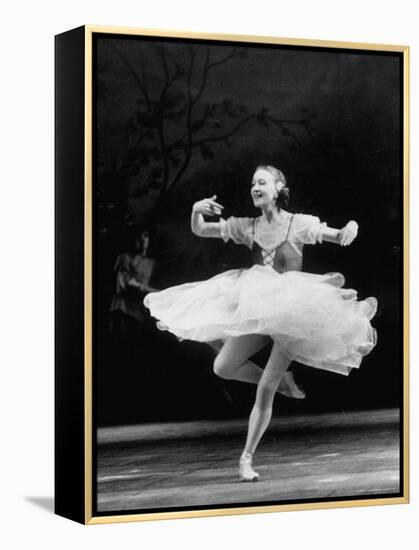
left=55, top=25, right=409, bottom=524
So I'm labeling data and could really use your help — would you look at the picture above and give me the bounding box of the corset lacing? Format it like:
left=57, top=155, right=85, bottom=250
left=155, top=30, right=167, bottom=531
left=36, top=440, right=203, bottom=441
left=253, top=214, right=294, bottom=267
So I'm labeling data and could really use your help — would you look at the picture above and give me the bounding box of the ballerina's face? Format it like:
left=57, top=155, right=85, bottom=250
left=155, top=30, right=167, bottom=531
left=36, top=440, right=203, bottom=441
left=251, top=168, right=283, bottom=209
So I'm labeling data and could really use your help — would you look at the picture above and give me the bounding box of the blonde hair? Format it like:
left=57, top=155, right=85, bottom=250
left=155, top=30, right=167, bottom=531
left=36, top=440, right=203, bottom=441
left=256, top=165, right=289, bottom=208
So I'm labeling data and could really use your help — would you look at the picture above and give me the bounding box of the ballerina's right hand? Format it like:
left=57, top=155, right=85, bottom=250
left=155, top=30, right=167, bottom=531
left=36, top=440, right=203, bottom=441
left=192, top=195, right=224, bottom=216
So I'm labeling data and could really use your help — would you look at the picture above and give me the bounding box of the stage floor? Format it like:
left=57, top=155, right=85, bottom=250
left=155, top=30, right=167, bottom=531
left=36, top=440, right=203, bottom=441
left=96, top=408, right=400, bottom=513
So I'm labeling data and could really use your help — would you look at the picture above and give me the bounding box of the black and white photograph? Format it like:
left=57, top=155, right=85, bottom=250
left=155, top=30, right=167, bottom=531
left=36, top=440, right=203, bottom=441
left=4, top=0, right=419, bottom=545
left=91, top=31, right=404, bottom=516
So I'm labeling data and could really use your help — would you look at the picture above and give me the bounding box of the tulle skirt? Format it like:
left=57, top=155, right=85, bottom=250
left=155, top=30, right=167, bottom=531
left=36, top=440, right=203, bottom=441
left=143, top=265, right=377, bottom=376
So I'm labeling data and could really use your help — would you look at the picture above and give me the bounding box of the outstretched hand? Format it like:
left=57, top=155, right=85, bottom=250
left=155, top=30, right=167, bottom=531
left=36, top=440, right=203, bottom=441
left=192, top=195, right=224, bottom=217
left=339, top=220, right=359, bottom=246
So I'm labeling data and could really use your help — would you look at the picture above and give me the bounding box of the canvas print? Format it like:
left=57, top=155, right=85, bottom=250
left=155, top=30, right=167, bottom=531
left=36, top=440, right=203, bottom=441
left=92, top=33, right=403, bottom=515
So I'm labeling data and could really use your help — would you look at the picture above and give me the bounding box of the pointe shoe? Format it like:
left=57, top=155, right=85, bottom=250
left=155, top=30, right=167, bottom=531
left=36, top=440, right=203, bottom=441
left=239, top=453, right=260, bottom=482
left=278, top=371, right=306, bottom=400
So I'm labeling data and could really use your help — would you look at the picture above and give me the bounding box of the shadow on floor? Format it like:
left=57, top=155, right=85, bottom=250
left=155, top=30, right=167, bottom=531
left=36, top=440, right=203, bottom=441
left=25, top=496, right=54, bottom=514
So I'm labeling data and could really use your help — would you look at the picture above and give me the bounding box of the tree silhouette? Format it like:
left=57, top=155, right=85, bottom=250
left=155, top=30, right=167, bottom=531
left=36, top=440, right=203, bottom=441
left=96, top=40, right=337, bottom=233
left=108, top=43, right=323, bottom=202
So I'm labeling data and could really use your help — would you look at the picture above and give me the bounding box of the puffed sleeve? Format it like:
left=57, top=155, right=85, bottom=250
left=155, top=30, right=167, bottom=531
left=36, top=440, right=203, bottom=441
left=219, top=216, right=253, bottom=248
left=293, top=214, right=327, bottom=245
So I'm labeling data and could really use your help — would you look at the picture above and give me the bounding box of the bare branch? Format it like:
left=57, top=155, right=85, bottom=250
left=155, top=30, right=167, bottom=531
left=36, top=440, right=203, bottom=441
left=208, top=47, right=240, bottom=69
left=170, top=103, right=212, bottom=151
left=138, top=51, right=151, bottom=108
left=155, top=45, right=170, bottom=86
left=192, top=114, right=257, bottom=146
left=162, top=48, right=196, bottom=194
left=154, top=47, right=187, bottom=188
left=154, top=47, right=171, bottom=187
left=156, top=45, right=184, bottom=102
left=129, top=129, right=148, bottom=151
left=109, top=43, right=150, bottom=108
left=157, top=117, right=170, bottom=188
left=191, top=46, right=210, bottom=106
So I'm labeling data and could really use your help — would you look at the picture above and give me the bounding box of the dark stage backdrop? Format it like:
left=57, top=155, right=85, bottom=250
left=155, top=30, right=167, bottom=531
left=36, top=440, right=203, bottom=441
left=92, top=34, right=402, bottom=426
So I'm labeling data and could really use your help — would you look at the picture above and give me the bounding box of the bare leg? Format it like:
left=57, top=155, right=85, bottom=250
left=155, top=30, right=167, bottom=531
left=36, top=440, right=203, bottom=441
left=239, top=343, right=291, bottom=481
left=210, top=338, right=304, bottom=399
left=212, top=335, right=270, bottom=385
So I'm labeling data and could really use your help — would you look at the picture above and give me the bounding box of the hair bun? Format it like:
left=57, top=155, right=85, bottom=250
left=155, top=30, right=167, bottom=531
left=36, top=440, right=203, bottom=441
left=277, top=186, right=290, bottom=208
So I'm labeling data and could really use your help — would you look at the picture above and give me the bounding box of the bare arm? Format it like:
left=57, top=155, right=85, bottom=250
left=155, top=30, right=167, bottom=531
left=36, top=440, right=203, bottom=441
left=191, top=195, right=225, bottom=239
left=321, top=220, right=359, bottom=246
left=128, top=279, right=157, bottom=292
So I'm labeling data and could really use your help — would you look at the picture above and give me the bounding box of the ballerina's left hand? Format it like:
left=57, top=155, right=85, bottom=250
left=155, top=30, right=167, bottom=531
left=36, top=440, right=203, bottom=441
left=339, top=220, right=359, bottom=246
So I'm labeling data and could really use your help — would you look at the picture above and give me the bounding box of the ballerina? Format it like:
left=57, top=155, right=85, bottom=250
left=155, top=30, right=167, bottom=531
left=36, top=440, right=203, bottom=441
left=144, top=164, right=377, bottom=481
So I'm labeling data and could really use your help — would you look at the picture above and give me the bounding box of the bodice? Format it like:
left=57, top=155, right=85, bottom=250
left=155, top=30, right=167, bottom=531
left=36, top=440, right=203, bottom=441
left=251, top=215, right=303, bottom=273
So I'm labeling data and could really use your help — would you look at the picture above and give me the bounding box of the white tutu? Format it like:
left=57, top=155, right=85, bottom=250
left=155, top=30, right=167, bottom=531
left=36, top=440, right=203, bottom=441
left=144, top=265, right=377, bottom=376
